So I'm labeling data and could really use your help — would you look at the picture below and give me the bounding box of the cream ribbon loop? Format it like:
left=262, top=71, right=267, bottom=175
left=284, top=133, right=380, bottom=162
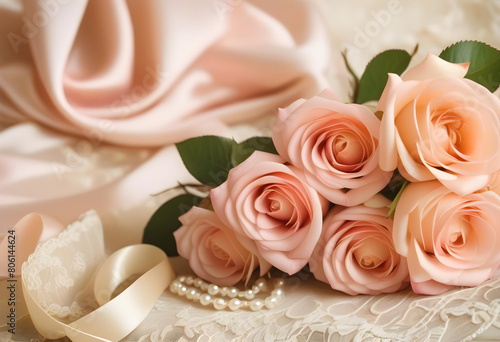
left=0, top=213, right=65, bottom=278
left=20, top=211, right=175, bottom=342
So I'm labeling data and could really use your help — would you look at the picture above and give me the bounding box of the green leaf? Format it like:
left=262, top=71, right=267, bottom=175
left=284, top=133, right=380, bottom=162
left=231, top=137, right=278, bottom=166
left=142, top=194, right=204, bottom=256
left=176, top=135, right=278, bottom=186
left=387, top=180, right=410, bottom=219
left=439, top=40, right=500, bottom=92
left=356, top=49, right=414, bottom=104
left=176, top=135, right=234, bottom=187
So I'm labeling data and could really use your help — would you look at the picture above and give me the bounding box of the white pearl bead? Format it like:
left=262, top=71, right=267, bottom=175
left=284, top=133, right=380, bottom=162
left=274, top=279, right=285, bottom=287
left=244, top=290, right=255, bottom=300
left=228, top=287, right=239, bottom=298
left=271, top=288, right=285, bottom=300
left=186, top=288, right=197, bottom=300
left=249, top=299, right=264, bottom=311
left=256, top=278, right=267, bottom=289
left=171, top=275, right=286, bottom=311
left=213, top=298, right=227, bottom=310
left=207, top=284, right=219, bottom=296
left=199, top=294, right=212, bottom=306
left=228, top=298, right=241, bottom=311
left=265, top=296, right=278, bottom=309
left=251, top=285, right=260, bottom=294
left=194, top=278, right=203, bottom=288
left=178, top=285, right=188, bottom=296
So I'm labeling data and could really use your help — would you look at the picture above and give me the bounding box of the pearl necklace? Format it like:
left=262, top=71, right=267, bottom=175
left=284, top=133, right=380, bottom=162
left=169, top=275, right=285, bottom=311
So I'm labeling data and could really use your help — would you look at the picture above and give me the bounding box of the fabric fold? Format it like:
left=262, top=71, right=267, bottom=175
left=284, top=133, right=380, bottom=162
left=0, top=0, right=330, bottom=146
left=0, top=0, right=331, bottom=238
left=0, top=122, right=196, bottom=240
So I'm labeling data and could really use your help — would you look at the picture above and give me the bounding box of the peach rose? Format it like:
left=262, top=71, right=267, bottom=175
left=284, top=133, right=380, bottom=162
left=210, top=151, right=329, bottom=275
left=309, top=200, right=409, bottom=295
left=483, top=170, right=500, bottom=195
left=174, top=206, right=260, bottom=286
left=379, top=53, right=500, bottom=195
left=393, top=181, right=500, bottom=295
left=273, top=89, right=392, bottom=206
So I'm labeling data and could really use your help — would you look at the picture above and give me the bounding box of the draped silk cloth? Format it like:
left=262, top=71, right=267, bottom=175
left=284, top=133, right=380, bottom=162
left=0, top=0, right=329, bottom=146
left=0, top=122, right=198, bottom=240
left=0, top=0, right=330, bottom=236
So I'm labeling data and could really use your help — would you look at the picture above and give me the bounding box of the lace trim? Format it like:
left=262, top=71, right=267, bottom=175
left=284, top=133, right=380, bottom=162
left=21, top=210, right=105, bottom=321
left=130, top=272, right=500, bottom=342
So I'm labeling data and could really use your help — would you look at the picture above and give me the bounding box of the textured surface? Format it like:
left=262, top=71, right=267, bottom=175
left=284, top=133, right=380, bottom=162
left=1, top=0, right=500, bottom=341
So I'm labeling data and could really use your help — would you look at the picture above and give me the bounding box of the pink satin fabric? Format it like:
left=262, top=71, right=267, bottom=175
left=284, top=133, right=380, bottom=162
left=0, top=0, right=330, bottom=236
left=0, top=123, right=196, bottom=236
left=0, top=0, right=329, bottom=146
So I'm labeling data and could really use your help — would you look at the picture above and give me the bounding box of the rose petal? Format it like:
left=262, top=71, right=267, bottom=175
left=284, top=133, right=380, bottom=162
left=402, top=53, right=469, bottom=81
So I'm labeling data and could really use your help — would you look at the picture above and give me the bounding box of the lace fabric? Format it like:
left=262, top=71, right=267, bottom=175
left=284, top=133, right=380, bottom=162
left=20, top=210, right=105, bottom=323
left=0, top=212, right=499, bottom=341
left=125, top=266, right=500, bottom=342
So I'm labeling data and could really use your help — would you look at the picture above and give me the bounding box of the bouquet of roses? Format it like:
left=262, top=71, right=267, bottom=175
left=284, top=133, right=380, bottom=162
left=143, top=41, right=500, bottom=299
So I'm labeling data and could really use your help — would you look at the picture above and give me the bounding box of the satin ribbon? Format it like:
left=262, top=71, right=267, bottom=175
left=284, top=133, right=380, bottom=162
left=0, top=212, right=61, bottom=330
left=23, top=244, right=174, bottom=342
left=14, top=211, right=175, bottom=342
left=0, top=213, right=65, bottom=278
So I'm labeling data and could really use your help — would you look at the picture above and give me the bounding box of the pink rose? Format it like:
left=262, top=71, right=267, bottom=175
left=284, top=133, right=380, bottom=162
left=309, top=199, right=409, bottom=295
left=273, top=89, right=392, bottom=206
left=379, top=53, right=500, bottom=195
left=210, top=151, right=329, bottom=275
left=393, top=181, right=500, bottom=295
left=174, top=207, right=259, bottom=286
